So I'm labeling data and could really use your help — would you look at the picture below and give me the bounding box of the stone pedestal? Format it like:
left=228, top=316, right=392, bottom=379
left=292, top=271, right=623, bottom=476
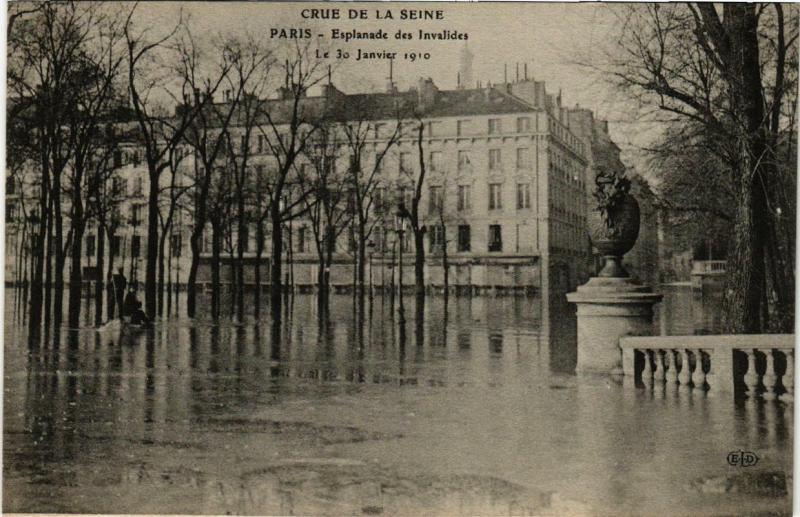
left=567, top=276, right=662, bottom=374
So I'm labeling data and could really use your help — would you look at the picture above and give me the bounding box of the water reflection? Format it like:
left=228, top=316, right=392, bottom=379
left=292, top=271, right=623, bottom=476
left=3, top=286, right=791, bottom=515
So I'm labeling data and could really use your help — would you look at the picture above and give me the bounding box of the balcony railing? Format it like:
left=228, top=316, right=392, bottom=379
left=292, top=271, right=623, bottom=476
left=620, top=334, right=794, bottom=401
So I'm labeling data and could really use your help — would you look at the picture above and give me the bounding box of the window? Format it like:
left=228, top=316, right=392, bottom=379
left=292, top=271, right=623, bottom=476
left=297, top=226, right=307, bottom=253
left=130, top=204, right=142, bottom=225
left=429, top=225, right=445, bottom=251
left=457, top=150, right=471, bottom=171
left=257, top=135, right=264, bottom=153
left=427, top=121, right=441, bottom=137
left=132, top=150, right=141, bottom=167
left=488, top=225, right=502, bottom=252
left=110, top=236, right=121, bottom=257
left=5, top=203, right=16, bottom=222
left=170, top=233, right=182, bottom=257
left=428, top=186, right=443, bottom=214
left=399, top=187, right=412, bottom=210
left=457, top=225, right=471, bottom=252
left=132, top=176, right=144, bottom=196
left=86, top=235, right=95, bottom=257
left=374, top=123, right=385, bottom=138
left=131, top=235, right=141, bottom=258
left=489, top=183, right=502, bottom=210
left=6, top=177, right=15, bottom=195
left=113, top=150, right=122, bottom=168
left=517, top=183, right=531, bottom=209
left=429, top=151, right=442, bottom=172
left=516, top=117, right=531, bottom=133
left=374, top=187, right=386, bottom=215
left=381, top=229, right=390, bottom=252
left=241, top=226, right=250, bottom=253
left=399, top=152, right=412, bottom=173
left=457, top=185, right=471, bottom=211
left=488, top=118, right=502, bottom=134
left=516, top=148, right=530, bottom=169
left=489, top=149, right=502, bottom=170
left=240, top=134, right=249, bottom=153
left=457, top=119, right=471, bottom=136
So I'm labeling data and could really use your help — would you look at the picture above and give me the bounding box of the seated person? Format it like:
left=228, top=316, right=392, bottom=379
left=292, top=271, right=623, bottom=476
left=123, top=288, right=149, bottom=325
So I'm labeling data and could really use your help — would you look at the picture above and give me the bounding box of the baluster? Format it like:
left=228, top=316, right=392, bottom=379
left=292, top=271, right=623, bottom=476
left=665, top=350, right=678, bottom=384
left=678, top=349, right=691, bottom=386
left=653, top=350, right=666, bottom=382
left=780, top=349, right=793, bottom=402
left=743, top=348, right=760, bottom=398
left=640, top=349, right=653, bottom=386
left=691, top=349, right=706, bottom=389
left=762, top=349, right=777, bottom=401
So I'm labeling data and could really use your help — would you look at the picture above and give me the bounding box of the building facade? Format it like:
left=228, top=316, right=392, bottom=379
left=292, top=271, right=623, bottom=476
left=6, top=75, right=633, bottom=298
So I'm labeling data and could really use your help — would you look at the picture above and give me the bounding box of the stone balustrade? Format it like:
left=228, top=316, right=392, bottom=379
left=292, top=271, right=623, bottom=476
left=690, top=260, right=727, bottom=275
left=620, top=334, right=794, bottom=401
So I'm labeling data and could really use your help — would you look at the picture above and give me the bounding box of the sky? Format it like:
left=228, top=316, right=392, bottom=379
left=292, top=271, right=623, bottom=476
left=129, top=2, right=657, bottom=178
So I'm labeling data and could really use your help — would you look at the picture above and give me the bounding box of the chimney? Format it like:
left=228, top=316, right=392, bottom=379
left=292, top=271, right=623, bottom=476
left=516, top=63, right=519, bottom=83
left=524, top=63, right=528, bottom=81
left=386, top=59, right=397, bottom=94
left=417, top=77, right=438, bottom=108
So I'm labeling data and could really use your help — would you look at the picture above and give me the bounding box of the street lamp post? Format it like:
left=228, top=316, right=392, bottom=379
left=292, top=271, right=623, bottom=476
left=395, top=209, right=406, bottom=313
left=367, top=240, right=375, bottom=302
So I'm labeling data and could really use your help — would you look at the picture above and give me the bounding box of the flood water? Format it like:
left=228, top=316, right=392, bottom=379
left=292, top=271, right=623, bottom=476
left=3, top=286, right=793, bottom=516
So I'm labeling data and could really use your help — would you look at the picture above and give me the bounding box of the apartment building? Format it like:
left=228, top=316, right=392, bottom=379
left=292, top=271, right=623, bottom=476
left=6, top=75, right=620, bottom=296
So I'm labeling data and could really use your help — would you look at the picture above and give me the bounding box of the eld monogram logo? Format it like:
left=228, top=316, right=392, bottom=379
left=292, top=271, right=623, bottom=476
left=727, top=450, right=759, bottom=467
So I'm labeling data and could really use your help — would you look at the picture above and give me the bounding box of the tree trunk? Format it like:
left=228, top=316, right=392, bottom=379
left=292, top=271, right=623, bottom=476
left=94, top=225, right=105, bottom=326
left=157, top=231, right=167, bottom=318
left=236, top=198, right=246, bottom=322
left=67, top=220, right=85, bottom=328
left=211, top=221, right=221, bottom=320
left=187, top=223, right=203, bottom=318
left=44, top=192, right=54, bottom=328
left=53, top=170, right=65, bottom=328
left=145, top=172, right=159, bottom=318
left=254, top=223, right=264, bottom=316
left=106, top=231, right=116, bottom=320
left=413, top=229, right=425, bottom=297
left=357, top=216, right=367, bottom=297
left=29, top=170, right=48, bottom=338
left=441, top=225, right=449, bottom=303
left=270, top=209, right=283, bottom=318
left=719, top=5, right=768, bottom=333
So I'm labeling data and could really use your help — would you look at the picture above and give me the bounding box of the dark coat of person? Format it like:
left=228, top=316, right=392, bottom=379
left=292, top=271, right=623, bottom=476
left=113, top=272, right=127, bottom=317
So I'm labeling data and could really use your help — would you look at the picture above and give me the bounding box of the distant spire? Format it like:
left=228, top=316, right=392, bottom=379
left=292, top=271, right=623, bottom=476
left=459, top=43, right=474, bottom=90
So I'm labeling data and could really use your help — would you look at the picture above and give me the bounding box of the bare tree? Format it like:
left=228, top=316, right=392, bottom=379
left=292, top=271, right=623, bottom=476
left=302, top=121, right=352, bottom=302
left=397, top=119, right=429, bottom=299
left=123, top=6, right=226, bottom=318
left=341, top=98, right=408, bottom=297
left=253, top=41, right=327, bottom=319
left=598, top=4, right=798, bottom=332
left=8, top=2, right=116, bottom=333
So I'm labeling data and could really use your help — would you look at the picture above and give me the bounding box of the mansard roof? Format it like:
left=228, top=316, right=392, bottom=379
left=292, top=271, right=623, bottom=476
left=196, top=84, right=538, bottom=129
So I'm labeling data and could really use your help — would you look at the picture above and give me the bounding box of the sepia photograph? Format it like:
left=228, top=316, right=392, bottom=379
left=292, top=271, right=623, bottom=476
left=3, top=1, right=797, bottom=515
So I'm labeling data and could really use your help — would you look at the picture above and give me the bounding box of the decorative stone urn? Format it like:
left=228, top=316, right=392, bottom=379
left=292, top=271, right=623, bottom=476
left=588, top=193, right=640, bottom=278
left=567, top=188, right=662, bottom=375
